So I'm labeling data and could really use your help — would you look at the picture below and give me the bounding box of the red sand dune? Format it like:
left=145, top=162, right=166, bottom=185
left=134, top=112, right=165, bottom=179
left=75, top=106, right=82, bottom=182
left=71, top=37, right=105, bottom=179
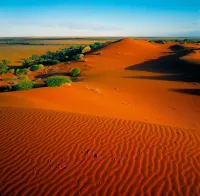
left=0, top=38, right=200, bottom=195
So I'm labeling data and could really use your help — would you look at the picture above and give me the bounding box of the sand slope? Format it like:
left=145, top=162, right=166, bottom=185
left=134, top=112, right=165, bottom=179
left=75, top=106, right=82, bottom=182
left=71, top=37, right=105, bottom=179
left=0, top=107, right=200, bottom=195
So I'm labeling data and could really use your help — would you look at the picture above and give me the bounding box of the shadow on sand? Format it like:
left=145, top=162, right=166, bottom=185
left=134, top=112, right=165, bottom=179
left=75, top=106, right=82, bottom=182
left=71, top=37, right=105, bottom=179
left=124, top=45, right=200, bottom=95
left=170, top=88, right=200, bottom=96
left=125, top=46, right=200, bottom=83
left=35, top=72, right=70, bottom=79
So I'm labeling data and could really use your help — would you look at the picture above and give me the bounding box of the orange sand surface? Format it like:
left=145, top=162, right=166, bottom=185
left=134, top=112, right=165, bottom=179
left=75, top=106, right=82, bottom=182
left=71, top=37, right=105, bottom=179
left=0, top=38, right=200, bottom=195
left=0, top=45, right=64, bottom=66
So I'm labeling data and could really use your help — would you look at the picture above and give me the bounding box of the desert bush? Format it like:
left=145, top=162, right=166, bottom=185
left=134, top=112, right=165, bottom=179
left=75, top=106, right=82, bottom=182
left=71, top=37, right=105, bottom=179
left=15, top=68, right=28, bottom=76
left=23, top=58, right=33, bottom=66
left=9, top=68, right=15, bottom=74
left=18, top=75, right=30, bottom=80
left=30, top=64, right=44, bottom=71
left=30, top=54, right=40, bottom=61
left=71, top=68, right=81, bottom=77
left=105, top=41, right=113, bottom=45
left=154, top=40, right=165, bottom=44
left=20, top=41, right=107, bottom=67
left=82, top=46, right=91, bottom=54
left=45, top=76, right=72, bottom=87
left=51, top=60, right=60, bottom=64
left=15, top=79, right=33, bottom=91
left=71, top=54, right=84, bottom=61
left=97, top=52, right=103, bottom=56
left=90, top=42, right=102, bottom=50
left=0, top=59, right=10, bottom=74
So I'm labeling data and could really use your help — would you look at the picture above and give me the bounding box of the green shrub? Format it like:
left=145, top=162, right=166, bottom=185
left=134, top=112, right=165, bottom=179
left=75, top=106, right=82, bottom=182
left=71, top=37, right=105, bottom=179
left=0, top=59, right=10, bottom=74
left=9, top=68, right=15, bottom=74
left=30, top=64, right=44, bottom=71
left=45, top=76, right=72, bottom=87
left=23, top=58, right=33, bottom=66
left=71, top=68, right=81, bottom=77
left=31, top=54, right=40, bottom=61
left=15, top=68, right=28, bottom=76
left=90, top=42, right=102, bottom=50
left=18, top=75, right=30, bottom=80
left=71, top=54, right=84, bottom=61
left=46, top=59, right=60, bottom=65
left=82, top=46, right=91, bottom=54
left=15, top=79, right=34, bottom=91
left=52, top=60, right=60, bottom=64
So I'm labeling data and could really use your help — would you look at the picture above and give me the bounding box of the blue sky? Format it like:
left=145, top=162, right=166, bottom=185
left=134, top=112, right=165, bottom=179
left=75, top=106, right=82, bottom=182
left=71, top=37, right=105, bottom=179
left=0, top=0, right=199, bottom=37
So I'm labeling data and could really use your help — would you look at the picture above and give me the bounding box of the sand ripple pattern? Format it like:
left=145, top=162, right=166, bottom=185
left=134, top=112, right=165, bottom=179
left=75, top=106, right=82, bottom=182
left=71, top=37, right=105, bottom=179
left=0, top=107, right=200, bottom=196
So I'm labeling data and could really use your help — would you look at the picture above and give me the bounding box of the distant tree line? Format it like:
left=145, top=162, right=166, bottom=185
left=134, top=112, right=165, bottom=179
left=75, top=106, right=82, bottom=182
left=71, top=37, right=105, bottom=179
left=149, top=39, right=200, bottom=44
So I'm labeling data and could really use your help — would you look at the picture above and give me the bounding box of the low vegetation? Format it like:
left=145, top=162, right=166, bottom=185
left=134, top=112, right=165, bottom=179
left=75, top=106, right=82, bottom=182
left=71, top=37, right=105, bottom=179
left=89, top=42, right=102, bottom=50
left=0, top=40, right=112, bottom=92
left=148, top=38, right=200, bottom=44
left=71, top=54, right=84, bottom=61
left=71, top=68, right=81, bottom=77
left=18, top=75, right=30, bottom=80
left=45, top=76, right=72, bottom=87
left=21, top=41, right=107, bottom=66
left=149, top=40, right=165, bottom=44
left=15, top=68, right=28, bottom=76
left=30, top=64, right=44, bottom=71
left=9, top=69, right=15, bottom=74
left=82, top=46, right=91, bottom=54
left=0, top=59, right=10, bottom=74
left=15, top=78, right=34, bottom=91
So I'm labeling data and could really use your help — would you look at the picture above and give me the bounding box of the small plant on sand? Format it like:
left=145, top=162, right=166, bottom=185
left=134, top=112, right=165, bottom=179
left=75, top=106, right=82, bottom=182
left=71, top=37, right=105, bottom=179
left=71, top=54, right=84, bottom=61
left=71, top=68, right=81, bottom=77
left=23, top=58, right=33, bottom=66
left=82, top=46, right=91, bottom=54
left=15, top=78, right=34, bottom=91
left=31, top=54, right=40, bottom=61
left=15, top=68, right=28, bottom=76
left=90, top=42, right=102, bottom=50
left=97, top=52, right=103, bottom=56
left=30, top=64, right=44, bottom=71
left=45, top=76, right=72, bottom=87
left=51, top=60, right=60, bottom=65
left=0, top=59, right=10, bottom=74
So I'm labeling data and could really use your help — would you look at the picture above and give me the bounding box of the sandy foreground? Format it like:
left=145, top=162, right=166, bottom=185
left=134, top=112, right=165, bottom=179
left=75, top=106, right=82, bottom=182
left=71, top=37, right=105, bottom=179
left=0, top=38, right=200, bottom=195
